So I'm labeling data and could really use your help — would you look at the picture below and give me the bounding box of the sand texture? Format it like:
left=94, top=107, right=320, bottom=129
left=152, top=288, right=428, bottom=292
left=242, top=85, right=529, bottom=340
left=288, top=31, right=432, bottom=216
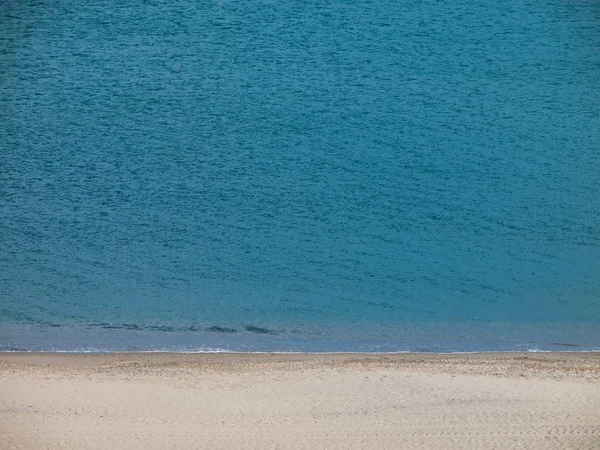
left=1, top=352, right=599, bottom=449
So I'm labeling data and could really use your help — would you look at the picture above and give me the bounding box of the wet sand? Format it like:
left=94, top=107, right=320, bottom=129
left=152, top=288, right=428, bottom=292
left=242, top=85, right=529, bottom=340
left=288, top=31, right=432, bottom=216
left=1, top=352, right=599, bottom=449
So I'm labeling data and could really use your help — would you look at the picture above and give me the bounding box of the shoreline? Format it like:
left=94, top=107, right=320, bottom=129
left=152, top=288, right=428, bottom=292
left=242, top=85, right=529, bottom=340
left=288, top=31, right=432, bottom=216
left=4, top=321, right=599, bottom=354
left=2, top=351, right=599, bottom=379
left=2, top=350, right=599, bottom=357
left=2, top=352, right=599, bottom=449
left=3, top=350, right=599, bottom=361
left=2, top=350, right=598, bottom=354
left=2, top=349, right=599, bottom=355
left=1, top=349, right=598, bottom=354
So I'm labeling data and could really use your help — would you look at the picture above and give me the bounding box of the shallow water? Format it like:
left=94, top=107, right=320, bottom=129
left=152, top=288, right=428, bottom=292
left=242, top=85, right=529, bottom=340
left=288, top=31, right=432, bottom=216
left=1, top=0, right=599, bottom=352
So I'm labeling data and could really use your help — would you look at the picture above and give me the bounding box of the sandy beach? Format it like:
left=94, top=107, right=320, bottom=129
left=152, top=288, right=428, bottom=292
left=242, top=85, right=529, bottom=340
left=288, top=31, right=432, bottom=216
left=1, top=352, right=599, bottom=449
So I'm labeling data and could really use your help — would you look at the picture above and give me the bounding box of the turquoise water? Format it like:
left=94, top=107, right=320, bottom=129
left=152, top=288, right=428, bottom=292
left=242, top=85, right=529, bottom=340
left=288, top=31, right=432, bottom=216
left=1, top=0, right=599, bottom=352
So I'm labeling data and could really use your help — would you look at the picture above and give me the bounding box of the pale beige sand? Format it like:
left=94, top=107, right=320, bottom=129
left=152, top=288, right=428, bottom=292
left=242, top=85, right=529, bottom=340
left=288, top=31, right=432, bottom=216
left=1, top=352, right=599, bottom=450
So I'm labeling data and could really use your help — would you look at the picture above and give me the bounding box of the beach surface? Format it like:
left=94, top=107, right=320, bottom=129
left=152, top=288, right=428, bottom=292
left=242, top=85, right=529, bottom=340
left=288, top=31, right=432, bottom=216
left=1, top=352, right=599, bottom=449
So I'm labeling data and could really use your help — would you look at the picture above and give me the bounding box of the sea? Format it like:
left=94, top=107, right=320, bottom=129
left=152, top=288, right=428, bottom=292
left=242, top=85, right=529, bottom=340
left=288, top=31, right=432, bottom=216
left=1, top=0, right=599, bottom=353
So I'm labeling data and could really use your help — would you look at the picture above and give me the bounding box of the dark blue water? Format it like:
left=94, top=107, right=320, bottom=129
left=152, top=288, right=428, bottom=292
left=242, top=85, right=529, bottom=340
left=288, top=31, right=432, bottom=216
left=2, top=0, right=599, bottom=352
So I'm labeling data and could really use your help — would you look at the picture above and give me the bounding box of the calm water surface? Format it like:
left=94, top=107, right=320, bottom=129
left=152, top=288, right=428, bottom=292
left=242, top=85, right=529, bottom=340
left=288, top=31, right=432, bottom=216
left=1, top=0, right=599, bottom=351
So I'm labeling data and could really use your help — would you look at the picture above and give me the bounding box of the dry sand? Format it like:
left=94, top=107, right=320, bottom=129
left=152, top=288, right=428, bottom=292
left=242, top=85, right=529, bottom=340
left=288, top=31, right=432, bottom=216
left=1, top=352, right=599, bottom=449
